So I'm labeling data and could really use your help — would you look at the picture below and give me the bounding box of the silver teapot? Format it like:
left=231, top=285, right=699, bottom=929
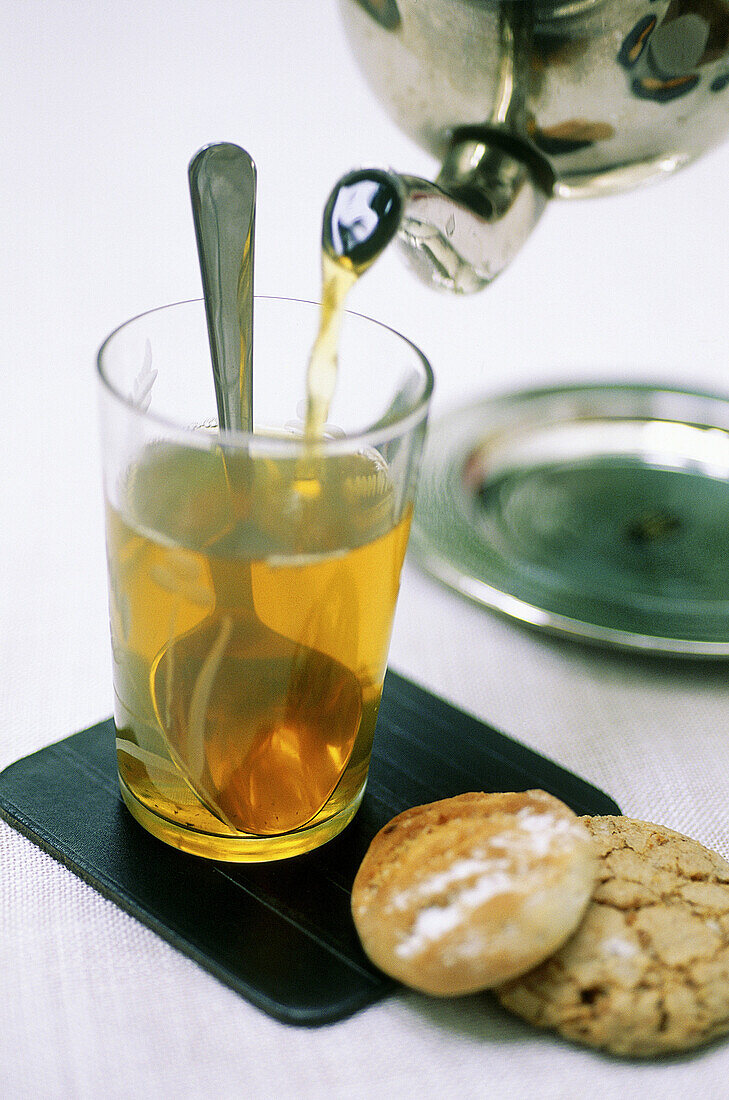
left=338, top=1, right=729, bottom=656
left=339, top=0, right=729, bottom=292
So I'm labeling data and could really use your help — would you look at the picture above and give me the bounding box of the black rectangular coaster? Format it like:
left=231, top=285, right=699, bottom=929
left=0, top=670, right=619, bottom=1026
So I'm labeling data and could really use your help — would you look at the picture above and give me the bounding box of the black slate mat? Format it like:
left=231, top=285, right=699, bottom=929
left=0, top=670, right=620, bottom=1026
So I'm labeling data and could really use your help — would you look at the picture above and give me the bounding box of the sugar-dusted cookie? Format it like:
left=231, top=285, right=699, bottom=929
left=351, top=790, right=598, bottom=996
left=496, top=816, right=729, bottom=1057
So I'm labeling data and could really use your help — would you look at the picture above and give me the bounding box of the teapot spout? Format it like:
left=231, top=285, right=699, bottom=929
left=396, top=130, right=554, bottom=293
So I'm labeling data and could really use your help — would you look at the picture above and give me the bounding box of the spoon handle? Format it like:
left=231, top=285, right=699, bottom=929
left=189, top=143, right=256, bottom=432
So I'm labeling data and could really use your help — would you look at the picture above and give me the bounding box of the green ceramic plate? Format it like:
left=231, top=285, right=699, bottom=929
left=412, top=383, right=729, bottom=655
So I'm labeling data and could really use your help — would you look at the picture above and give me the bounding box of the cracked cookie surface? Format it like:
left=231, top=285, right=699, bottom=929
left=496, top=815, right=729, bottom=1057
left=351, top=790, right=598, bottom=996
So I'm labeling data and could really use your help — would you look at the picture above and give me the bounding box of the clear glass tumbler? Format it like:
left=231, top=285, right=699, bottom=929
left=97, top=296, right=433, bottom=861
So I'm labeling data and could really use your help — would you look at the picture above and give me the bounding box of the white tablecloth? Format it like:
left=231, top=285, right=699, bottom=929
left=3, top=3, right=729, bottom=1096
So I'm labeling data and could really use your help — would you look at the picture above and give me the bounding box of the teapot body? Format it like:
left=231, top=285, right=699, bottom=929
left=339, top=0, right=729, bottom=198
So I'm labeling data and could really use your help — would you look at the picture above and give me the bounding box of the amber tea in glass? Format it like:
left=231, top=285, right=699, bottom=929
left=98, top=297, right=432, bottom=860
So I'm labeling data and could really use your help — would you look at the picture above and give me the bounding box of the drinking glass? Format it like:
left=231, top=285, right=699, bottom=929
left=97, top=296, right=433, bottom=860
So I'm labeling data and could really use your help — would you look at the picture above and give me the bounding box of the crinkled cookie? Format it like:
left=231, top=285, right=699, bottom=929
left=496, top=815, right=729, bottom=1057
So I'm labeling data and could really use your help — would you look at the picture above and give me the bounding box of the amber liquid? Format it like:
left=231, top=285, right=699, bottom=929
left=112, top=190, right=404, bottom=859
left=305, top=253, right=357, bottom=439
left=108, top=442, right=410, bottom=860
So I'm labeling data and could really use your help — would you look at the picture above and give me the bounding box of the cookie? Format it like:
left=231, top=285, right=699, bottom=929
left=496, top=816, right=729, bottom=1057
left=351, top=790, right=598, bottom=996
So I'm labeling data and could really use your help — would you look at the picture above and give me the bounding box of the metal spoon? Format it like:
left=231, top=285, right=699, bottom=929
left=188, top=142, right=256, bottom=432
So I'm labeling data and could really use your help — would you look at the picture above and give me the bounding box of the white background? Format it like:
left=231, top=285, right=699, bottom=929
left=2, top=2, right=729, bottom=1097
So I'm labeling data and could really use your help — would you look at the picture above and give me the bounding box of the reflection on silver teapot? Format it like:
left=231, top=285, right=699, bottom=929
left=339, top=0, right=729, bottom=291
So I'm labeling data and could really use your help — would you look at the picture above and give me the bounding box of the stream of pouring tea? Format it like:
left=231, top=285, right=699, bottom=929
left=305, top=169, right=404, bottom=438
